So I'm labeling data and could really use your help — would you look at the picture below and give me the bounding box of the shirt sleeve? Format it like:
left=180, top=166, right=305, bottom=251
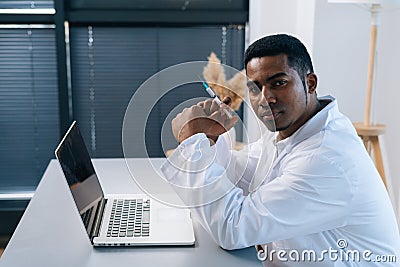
left=214, top=133, right=265, bottom=195
left=161, top=133, right=353, bottom=250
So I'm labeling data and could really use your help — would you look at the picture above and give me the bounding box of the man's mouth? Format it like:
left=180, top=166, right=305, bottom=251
left=260, top=111, right=280, bottom=121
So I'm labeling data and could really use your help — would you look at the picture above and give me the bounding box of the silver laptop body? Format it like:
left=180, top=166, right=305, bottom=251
left=55, top=121, right=195, bottom=246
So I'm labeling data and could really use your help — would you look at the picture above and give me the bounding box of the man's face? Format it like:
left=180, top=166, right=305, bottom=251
left=246, top=54, right=315, bottom=139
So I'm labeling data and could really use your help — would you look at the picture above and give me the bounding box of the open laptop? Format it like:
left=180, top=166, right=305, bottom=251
left=55, top=121, right=195, bottom=246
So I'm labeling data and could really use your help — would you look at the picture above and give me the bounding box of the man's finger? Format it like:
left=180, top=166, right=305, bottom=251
left=209, top=109, right=223, bottom=122
left=203, top=99, right=213, bottom=116
left=210, top=99, right=221, bottom=114
left=196, top=101, right=205, bottom=109
left=225, top=115, right=239, bottom=129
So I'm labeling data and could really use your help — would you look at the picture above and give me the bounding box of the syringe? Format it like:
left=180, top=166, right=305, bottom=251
left=200, top=81, right=233, bottom=119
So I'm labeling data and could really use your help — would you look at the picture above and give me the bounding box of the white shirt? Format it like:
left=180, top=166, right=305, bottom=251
left=161, top=96, right=400, bottom=266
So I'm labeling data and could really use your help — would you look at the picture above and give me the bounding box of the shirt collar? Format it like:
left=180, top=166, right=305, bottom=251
left=274, top=95, right=339, bottom=149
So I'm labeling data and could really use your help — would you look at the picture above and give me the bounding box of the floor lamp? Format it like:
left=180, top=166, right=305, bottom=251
left=328, top=0, right=391, bottom=188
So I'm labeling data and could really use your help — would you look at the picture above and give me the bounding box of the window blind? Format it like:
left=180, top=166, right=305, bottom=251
left=0, top=27, right=59, bottom=191
left=70, top=27, right=159, bottom=157
left=69, top=26, right=245, bottom=158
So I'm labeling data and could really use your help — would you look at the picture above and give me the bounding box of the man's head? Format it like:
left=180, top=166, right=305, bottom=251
left=245, top=34, right=314, bottom=93
left=244, top=34, right=319, bottom=140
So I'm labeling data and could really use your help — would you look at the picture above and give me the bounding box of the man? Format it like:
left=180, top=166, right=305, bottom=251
left=161, top=34, right=400, bottom=266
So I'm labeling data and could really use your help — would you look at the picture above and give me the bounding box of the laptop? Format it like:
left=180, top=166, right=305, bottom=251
left=55, top=121, right=195, bottom=246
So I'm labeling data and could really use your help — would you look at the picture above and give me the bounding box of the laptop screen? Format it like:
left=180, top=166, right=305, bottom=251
left=55, top=121, right=104, bottom=213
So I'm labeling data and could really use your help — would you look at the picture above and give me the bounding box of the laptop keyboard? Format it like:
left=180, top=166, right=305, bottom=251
left=107, top=199, right=150, bottom=238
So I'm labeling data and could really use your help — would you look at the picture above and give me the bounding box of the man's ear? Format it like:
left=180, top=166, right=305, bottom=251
left=306, top=73, right=318, bottom=94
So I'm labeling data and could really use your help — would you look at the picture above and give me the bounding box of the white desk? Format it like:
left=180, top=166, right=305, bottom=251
left=0, top=158, right=261, bottom=267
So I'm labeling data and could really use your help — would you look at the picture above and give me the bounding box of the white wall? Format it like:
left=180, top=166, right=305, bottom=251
left=313, top=1, right=400, bottom=217
left=313, top=2, right=370, bottom=121
left=248, top=0, right=400, bottom=218
left=373, top=5, right=400, bottom=213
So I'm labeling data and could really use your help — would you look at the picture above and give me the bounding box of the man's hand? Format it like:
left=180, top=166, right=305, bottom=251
left=171, top=98, right=238, bottom=144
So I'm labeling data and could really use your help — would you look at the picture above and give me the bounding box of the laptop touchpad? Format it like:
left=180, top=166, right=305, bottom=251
left=156, top=208, right=190, bottom=223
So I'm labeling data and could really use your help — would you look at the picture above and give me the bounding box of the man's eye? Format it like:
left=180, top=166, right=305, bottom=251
left=273, top=80, right=288, bottom=87
left=248, top=85, right=260, bottom=94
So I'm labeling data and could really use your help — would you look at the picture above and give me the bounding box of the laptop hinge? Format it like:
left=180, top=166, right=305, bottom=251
left=90, top=198, right=107, bottom=242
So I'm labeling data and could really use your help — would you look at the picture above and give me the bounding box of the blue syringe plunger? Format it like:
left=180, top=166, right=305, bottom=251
left=201, top=81, right=216, bottom=98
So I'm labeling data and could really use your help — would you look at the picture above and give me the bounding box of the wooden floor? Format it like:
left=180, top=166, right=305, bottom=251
left=0, top=248, right=4, bottom=257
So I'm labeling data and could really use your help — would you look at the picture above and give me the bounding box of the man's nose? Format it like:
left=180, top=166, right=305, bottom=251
left=258, top=86, right=276, bottom=107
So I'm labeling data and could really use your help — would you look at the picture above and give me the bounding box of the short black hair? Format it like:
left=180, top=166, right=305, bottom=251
left=244, top=34, right=314, bottom=79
